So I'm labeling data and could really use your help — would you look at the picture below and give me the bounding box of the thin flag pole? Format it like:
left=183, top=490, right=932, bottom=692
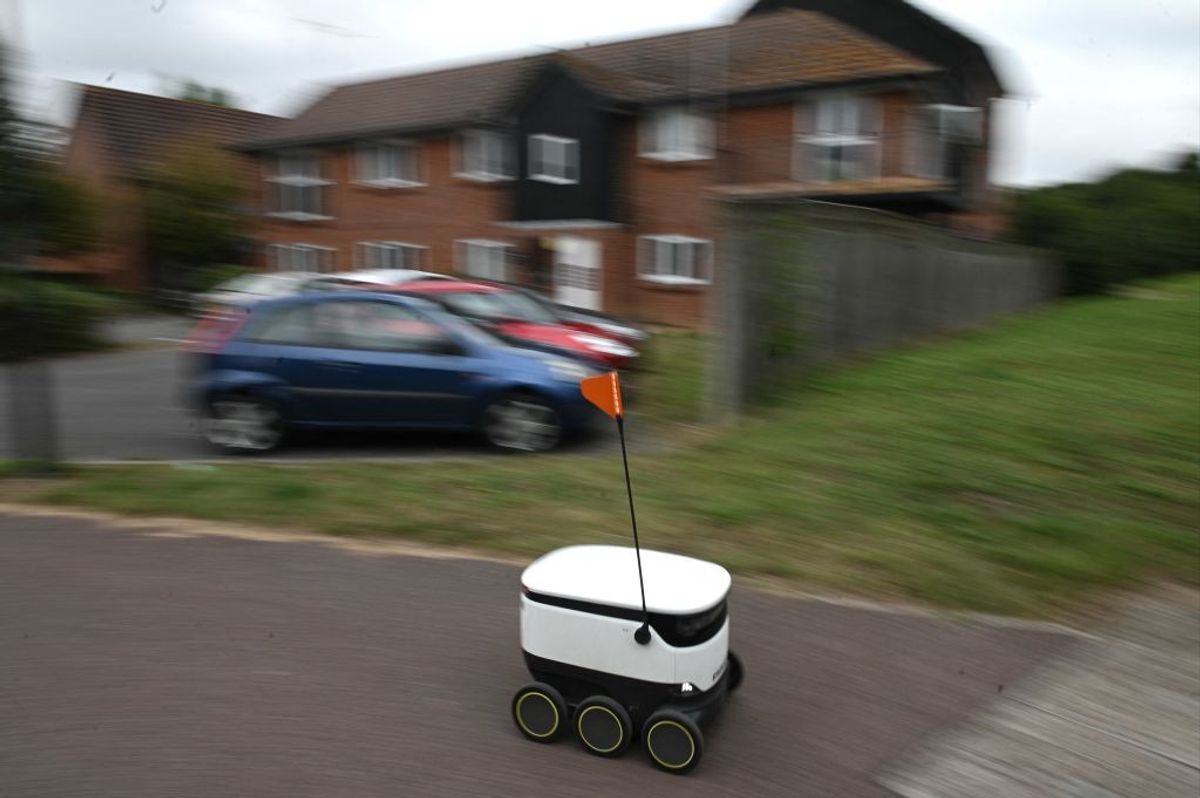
left=580, top=371, right=652, bottom=644
left=617, top=415, right=651, bottom=644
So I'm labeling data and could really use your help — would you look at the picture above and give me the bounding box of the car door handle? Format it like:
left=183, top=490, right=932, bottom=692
left=318, top=360, right=361, bottom=370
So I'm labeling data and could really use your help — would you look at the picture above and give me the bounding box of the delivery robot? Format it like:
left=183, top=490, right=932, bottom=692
left=510, top=374, right=743, bottom=774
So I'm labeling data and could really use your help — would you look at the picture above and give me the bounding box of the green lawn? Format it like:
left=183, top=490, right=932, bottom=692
left=6, top=275, right=1198, bottom=617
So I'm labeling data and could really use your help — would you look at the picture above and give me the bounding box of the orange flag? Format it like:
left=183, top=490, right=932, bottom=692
left=580, top=371, right=624, bottom=420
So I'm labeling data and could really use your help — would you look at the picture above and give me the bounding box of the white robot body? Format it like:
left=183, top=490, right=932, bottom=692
left=512, top=545, right=743, bottom=774
left=520, top=596, right=730, bottom=690
left=520, top=545, right=731, bottom=692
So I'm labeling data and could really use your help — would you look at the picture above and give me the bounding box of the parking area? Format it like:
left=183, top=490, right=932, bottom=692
left=0, top=316, right=614, bottom=462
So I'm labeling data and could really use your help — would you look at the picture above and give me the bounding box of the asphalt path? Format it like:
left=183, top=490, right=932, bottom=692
left=0, top=316, right=614, bottom=462
left=0, top=511, right=1072, bottom=797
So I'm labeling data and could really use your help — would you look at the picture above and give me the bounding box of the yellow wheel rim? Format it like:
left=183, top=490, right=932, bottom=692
left=647, top=719, right=696, bottom=770
left=577, top=705, right=625, bottom=753
left=515, top=692, right=559, bottom=739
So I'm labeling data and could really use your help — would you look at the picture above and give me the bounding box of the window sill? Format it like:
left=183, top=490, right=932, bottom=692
left=639, top=152, right=713, bottom=163
left=529, top=175, right=579, bottom=185
left=788, top=173, right=885, bottom=185
left=267, top=212, right=335, bottom=222
left=266, top=178, right=332, bottom=187
left=353, top=179, right=427, bottom=190
left=638, top=275, right=710, bottom=288
left=455, top=172, right=515, bottom=183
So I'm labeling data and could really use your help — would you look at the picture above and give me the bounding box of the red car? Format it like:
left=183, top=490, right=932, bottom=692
left=394, top=280, right=639, bottom=369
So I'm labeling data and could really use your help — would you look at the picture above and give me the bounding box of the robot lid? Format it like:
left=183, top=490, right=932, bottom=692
left=521, top=545, right=731, bottom=616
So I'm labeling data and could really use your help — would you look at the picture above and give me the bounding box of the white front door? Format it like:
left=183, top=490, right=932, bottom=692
left=553, top=237, right=602, bottom=311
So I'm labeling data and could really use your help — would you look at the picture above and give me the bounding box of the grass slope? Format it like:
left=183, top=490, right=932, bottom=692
left=9, top=276, right=1198, bottom=616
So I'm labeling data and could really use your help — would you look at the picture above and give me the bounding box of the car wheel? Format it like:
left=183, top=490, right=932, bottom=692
left=482, top=393, right=562, bottom=453
left=203, top=395, right=285, bottom=454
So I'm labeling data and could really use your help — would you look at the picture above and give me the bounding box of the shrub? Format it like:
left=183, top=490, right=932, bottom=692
left=0, top=276, right=120, bottom=362
left=1013, top=158, right=1200, bottom=295
left=197, top=263, right=253, bottom=292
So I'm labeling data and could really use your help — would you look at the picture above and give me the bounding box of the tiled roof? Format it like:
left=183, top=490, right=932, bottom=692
left=243, top=8, right=936, bottom=149
left=74, top=85, right=282, bottom=177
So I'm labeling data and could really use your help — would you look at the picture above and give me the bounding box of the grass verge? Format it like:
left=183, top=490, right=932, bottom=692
left=4, top=275, right=1198, bottom=617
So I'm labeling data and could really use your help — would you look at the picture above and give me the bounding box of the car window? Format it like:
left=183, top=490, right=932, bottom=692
left=312, top=301, right=449, bottom=352
left=241, top=304, right=318, bottom=345
left=495, top=291, right=557, bottom=323
left=434, top=308, right=506, bottom=349
left=439, top=290, right=557, bottom=324
left=301, top=277, right=352, bottom=293
left=438, top=292, right=499, bottom=319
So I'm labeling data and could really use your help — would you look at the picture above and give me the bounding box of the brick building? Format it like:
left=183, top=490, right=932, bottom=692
left=238, top=0, right=1007, bottom=328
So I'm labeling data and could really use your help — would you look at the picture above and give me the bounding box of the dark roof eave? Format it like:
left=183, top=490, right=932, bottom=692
left=235, top=120, right=476, bottom=152
left=722, top=188, right=962, bottom=207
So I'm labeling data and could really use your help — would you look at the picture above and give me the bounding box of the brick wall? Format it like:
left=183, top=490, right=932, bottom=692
left=254, top=136, right=514, bottom=274
left=622, top=115, right=718, bottom=328
left=879, top=90, right=910, bottom=177
left=248, top=92, right=1003, bottom=329
left=724, top=102, right=796, bottom=183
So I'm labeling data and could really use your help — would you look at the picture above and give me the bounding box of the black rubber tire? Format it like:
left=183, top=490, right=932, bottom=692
left=574, top=695, right=633, bottom=758
left=727, top=650, right=744, bottom=694
left=642, top=709, right=704, bottom=775
left=203, top=394, right=286, bottom=455
left=481, top=392, right=562, bottom=453
left=512, top=682, right=568, bottom=743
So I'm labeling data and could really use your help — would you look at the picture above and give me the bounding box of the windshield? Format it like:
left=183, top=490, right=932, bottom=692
left=429, top=305, right=506, bottom=348
left=439, top=290, right=558, bottom=324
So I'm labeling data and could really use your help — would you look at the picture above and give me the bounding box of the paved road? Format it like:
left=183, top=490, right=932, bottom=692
left=0, top=316, right=614, bottom=461
left=0, top=511, right=1072, bottom=797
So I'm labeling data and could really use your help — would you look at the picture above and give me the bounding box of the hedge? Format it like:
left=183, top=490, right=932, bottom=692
left=0, top=276, right=120, bottom=362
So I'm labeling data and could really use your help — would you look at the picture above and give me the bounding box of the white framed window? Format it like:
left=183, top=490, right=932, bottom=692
left=266, top=153, right=331, bottom=220
left=356, top=140, right=423, bottom=187
left=905, top=104, right=982, bottom=180
left=795, top=94, right=880, bottom=182
left=355, top=241, right=428, bottom=270
left=528, top=134, right=579, bottom=184
left=457, top=129, right=514, bottom=181
left=268, top=243, right=335, bottom=273
left=640, top=107, right=714, bottom=161
left=637, top=235, right=712, bottom=285
left=456, top=239, right=513, bottom=282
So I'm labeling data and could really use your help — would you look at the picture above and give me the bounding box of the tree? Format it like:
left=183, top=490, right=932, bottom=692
left=144, top=140, right=246, bottom=292
left=0, top=43, right=97, bottom=264
left=1, top=42, right=103, bottom=472
left=0, top=42, right=34, bottom=265
left=1176, top=151, right=1199, bottom=176
left=1012, top=158, right=1200, bottom=295
left=24, top=166, right=99, bottom=257
left=174, top=79, right=235, bottom=107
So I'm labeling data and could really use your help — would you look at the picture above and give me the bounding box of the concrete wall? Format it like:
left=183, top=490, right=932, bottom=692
left=710, top=199, right=1058, bottom=416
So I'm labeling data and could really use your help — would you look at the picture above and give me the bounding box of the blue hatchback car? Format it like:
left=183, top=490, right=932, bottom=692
left=189, top=293, right=599, bottom=453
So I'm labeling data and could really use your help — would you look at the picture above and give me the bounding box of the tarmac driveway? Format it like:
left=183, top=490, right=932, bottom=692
left=0, top=510, right=1073, bottom=797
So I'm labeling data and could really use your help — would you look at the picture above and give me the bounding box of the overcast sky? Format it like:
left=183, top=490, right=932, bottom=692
left=3, top=0, right=1198, bottom=186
